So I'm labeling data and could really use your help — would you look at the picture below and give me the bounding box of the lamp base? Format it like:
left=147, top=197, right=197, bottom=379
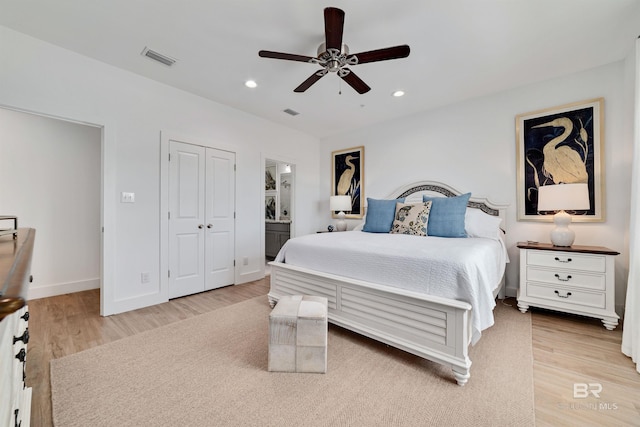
left=336, top=211, right=347, bottom=232
left=550, top=210, right=575, bottom=247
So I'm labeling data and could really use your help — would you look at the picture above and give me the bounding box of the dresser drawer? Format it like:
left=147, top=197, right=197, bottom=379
left=526, top=250, right=606, bottom=273
left=526, top=282, right=606, bottom=309
left=526, top=266, right=605, bottom=291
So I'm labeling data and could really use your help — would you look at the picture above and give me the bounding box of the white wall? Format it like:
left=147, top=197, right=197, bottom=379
left=0, top=26, right=321, bottom=314
left=0, top=108, right=101, bottom=298
left=1, top=23, right=634, bottom=316
left=320, top=60, right=633, bottom=313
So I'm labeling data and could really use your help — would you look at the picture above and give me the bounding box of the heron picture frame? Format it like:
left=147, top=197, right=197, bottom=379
left=515, top=98, right=605, bottom=222
left=331, top=146, right=364, bottom=219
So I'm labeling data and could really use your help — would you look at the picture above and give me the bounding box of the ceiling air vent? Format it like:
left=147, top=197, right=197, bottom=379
left=141, top=47, right=176, bottom=67
left=283, top=108, right=299, bottom=116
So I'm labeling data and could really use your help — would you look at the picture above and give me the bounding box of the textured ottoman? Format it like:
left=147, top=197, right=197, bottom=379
left=268, top=295, right=328, bottom=373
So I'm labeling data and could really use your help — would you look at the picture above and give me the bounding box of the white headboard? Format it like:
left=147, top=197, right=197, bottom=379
left=380, top=180, right=509, bottom=232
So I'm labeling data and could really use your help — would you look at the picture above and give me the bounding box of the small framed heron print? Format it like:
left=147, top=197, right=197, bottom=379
left=331, top=146, right=364, bottom=219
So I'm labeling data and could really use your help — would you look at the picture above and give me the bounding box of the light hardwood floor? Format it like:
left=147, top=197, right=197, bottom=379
left=24, top=279, right=640, bottom=426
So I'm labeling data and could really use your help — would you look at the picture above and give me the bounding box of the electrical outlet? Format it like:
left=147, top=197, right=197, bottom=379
left=141, top=272, right=150, bottom=283
left=243, top=257, right=249, bottom=266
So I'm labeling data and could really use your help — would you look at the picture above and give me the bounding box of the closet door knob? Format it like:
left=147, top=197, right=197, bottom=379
left=198, top=224, right=204, bottom=229
left=207, top=224, right=213, bottom=229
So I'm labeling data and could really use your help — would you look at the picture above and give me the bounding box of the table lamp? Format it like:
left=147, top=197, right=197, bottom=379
left=330, top=195, right=352, bottom=232
left=537, top=183, right=590, bottom=247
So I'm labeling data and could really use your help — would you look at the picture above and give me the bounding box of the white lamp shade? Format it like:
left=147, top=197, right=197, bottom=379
left=330, top=195, right=352, bottom=212
left=537, top=183, right=590, bottom=212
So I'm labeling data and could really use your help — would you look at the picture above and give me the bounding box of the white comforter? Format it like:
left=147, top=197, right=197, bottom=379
left=274, top=231, right=508, bottom=344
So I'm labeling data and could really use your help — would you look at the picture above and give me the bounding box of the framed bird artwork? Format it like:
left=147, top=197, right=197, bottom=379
left=331, top=146, right=364, bottom=219
left=516, top=98, right=604, bottom=222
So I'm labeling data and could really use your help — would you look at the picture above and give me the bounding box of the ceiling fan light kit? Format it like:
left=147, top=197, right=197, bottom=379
left=258, top=7, right=410, bottom=94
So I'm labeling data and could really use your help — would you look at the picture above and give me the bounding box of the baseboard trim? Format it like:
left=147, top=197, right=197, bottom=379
left=28, top=278, right=100, bottom=300
left=236, top=269, right=263, bottom=285
left=505, top=285, right=517, bottom=298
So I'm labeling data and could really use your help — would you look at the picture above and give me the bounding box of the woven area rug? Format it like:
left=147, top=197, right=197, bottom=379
left=51, top=296, right=534, bottom=426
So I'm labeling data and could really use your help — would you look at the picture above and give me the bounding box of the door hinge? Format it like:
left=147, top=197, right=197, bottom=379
left=168, top=211, right=171, bottom=220
left=234, top=163, right=236, bottom=171
left=233, top=260, right=236, bottom=266
left=234, top=212, right=236, bottom=219
left=168, top=153, right=171, bottom=161
left=168, top=270, right=171, bottom=278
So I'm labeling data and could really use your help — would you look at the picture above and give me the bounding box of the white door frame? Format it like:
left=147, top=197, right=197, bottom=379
left=261, top=152, right=296, bottom=267
left=0, top=103, right=113, bottom=314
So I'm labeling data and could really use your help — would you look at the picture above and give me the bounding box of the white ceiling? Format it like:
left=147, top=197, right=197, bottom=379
left=1, top=1, right=639, bottom=138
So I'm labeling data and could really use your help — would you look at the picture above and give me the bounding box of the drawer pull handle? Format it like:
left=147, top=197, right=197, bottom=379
left=554, top=290, right=572, bottom=298
left=554, top=274, right=572, bottom=282
left=554, top=257, right=572, bottom=263
left=20, top=311, right=29, bottom=322
left=15, top=348, right=26, bottom=363
left=13, top=328, right=29, bottom=345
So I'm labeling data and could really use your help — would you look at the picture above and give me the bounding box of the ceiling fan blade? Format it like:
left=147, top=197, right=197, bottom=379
left=324, top=7, right=345, bottom=50
left=340, top=69, right=371, bottom=94
left=258, top=50, right=315, bottom=63
left=294, top=71, right=326, bottom=92
left=350, top=45, right=410, bottom=64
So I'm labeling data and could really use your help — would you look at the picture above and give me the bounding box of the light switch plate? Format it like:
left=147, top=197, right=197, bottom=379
left=121, top=192, right=135, bottom=203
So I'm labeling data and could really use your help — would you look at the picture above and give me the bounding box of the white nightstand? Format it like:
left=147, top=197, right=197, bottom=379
left=517, top=242, right=619, bottom=330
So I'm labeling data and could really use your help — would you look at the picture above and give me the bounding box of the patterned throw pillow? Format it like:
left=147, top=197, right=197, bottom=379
left=390, top=201, right=432, bottom=236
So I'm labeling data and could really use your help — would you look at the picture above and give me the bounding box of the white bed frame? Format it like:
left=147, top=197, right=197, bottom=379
left=268, top=181, right=508, bottom=386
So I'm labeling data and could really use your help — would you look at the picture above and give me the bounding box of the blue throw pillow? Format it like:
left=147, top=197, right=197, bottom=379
left=422, top=193, right=471, bottom=237
left=363, top=197, right=406, bottom=233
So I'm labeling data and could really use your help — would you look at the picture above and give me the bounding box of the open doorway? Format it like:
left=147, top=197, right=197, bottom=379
left=264, top=158, right=295, bottom=274
left=0, top=107, right=102, bottom=300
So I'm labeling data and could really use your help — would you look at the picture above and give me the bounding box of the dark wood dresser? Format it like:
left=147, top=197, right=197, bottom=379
left=1, top=228, right=35, bottom=427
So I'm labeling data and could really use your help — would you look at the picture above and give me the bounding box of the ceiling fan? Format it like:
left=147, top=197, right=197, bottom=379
left=258, top=7, right=410, bottom=94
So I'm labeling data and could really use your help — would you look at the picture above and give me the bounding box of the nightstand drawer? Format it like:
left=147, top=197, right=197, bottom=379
left=527, top=251, right=606, bottom=273
left=526, top=267, right=605, bottom=291
left=526, top=283, right=606, bottom=309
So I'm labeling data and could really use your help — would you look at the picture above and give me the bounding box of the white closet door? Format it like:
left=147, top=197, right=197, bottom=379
left=205, top=149, right=236, bottom=290
left=168, top=141, right=206, bottom=299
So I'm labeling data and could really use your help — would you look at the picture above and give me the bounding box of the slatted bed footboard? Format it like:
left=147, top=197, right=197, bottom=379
left=268, top=261, right=474, bottom=386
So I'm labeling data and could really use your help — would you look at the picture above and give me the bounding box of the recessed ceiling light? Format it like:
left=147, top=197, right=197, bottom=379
left=392, top=90, right=405, bottom=97
left=245, top=80, right=257, bottom=88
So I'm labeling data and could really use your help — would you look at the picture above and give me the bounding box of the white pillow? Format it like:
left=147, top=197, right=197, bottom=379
left=465, top=208, right=502, bottom=239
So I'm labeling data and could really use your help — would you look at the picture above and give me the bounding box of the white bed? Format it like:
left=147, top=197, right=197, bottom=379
left=268, top=181, right=508, bottom=385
